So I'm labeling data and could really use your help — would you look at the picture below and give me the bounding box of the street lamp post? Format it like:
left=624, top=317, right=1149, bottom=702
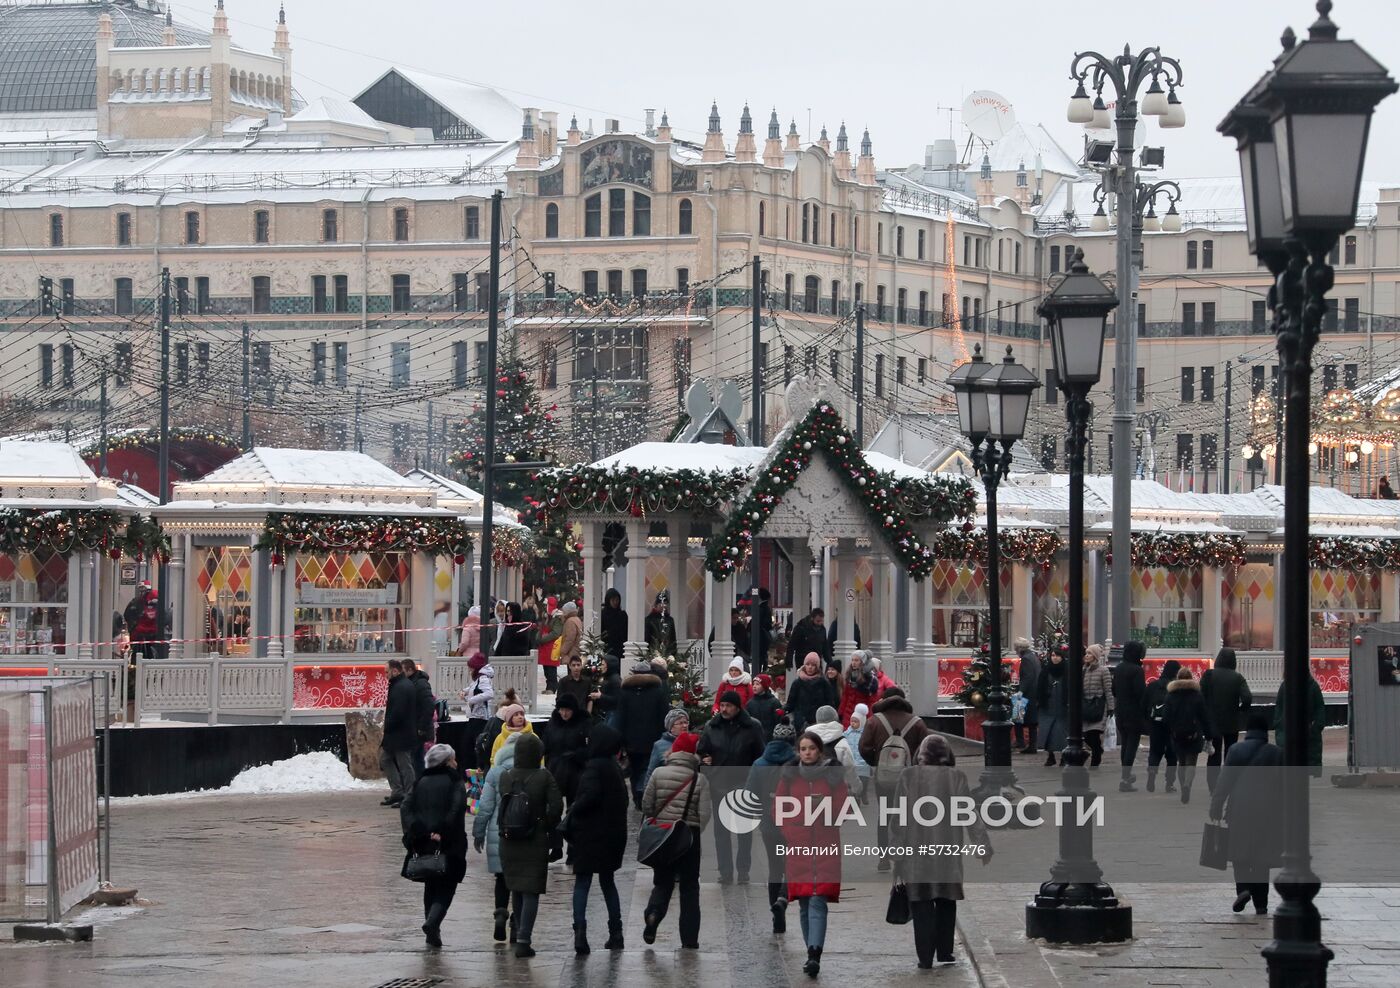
left=948, top=345, right=1040, bottom=798
left=1221, top=3, right=1395, bottom=984
left=1067, top=44, right=1183, bottom=654
left=1025, top=249, right=1132, bottom=945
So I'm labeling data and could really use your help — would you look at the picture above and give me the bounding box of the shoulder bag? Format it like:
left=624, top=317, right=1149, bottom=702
left=637, top=772, right=698, bottom=868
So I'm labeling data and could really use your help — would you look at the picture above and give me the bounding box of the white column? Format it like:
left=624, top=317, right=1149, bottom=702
left=668, top=517, right=689, bottom=647
left=624, top=520, right=648, bottom=660
left=907, top=575, right=941, bottom=716
left=67, top=552, right=86, bottom=661
left=406, top=554, right=434, bottom=663
left=1010, top=563, right=1034, bottom=646
left=791, top=540, right=811, bottom=628
left=1201, top=565, right=1224, bottom=654
left=834, top=538, right=857, bottom=659
left=1383, top=571, right=1400, bottom=624
left=708, top=575, right=736, bottom=684
left=266, top=551, right=285, bottom=658
left=580, top=520, right=603, bottom=632
left=809, top=539, right=824, bottom=614
left=869, top=550, right=895, bottom=662
left=167, top=534, right=187, bottom=659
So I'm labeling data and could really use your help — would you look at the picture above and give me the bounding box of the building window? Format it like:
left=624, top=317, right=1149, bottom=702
left=114, top=342, right=132, bottom=386
left=1201, top=434, right=1218, bottom=479
left=254, top=209, right=270, bottom=243
left=855, top=283, right=863, bottom=307
left=116, top=212, right=132, bottom=246
left=896, top=355, right=906, bottom=387
left=195, top=276, right=210, bottom=314
left=1251, top=365, right=1266, bottom=396
left=252, top=276, right=271, bottom=313
left=631, top=269, right=647, bottom=299
left=393, top=207, right=410, bottom=242
left=1324, top=298, right=1339, bottom=332
left=465, top=205, right=480, bottom=240
left=334, top=342, right=348, bottom=386
left=1252, top=299, right=1267, bottom=332
left=1136, top=367, right=1146, bottom=403
left=1202, top=301, right=1216, bottom=336
left=962, top=234, right=970, bottom=265
left=541, top=343, right=558, bottom=388
left=897, top=288, right=907, bottom=324
left=830, top=281, right=840, bottom=314
left=629, top=192, right=651, bottom=237
left=322, top=209, right=338, bottom=242
left=804, top=276, right=819, bottom=313
left=758, top=201, right=765, bottom=237
left=896, top=226, right=905, bottom=257
left=676, top=268, right=688, bottom=295
left=784, top=273, right=794, bottom=310
left=830, top=350, right=842, bottom=384
left=574, top=325, right=647, bottom=380
left=1181, top=367, right=1195, bottom=402
left=1323, top=364, right=1338, bottom=392
left=312, top=275, right=329, bottom=313
left=918, top=291, right=929, bottom=326
left=1186, top=240, right=1198, bottom=269
left=673, top=197, right=693, bottom=237
left=876, top=285, right=887, bottom=321
left=115, top=277, right=133, bottom=315
left=1344, top=363, right=1359, bottom=389
left=1177, top=433, right=1194, bottom=471
left=918, top=357, right=927, bottom=384
left=1181, top=302, right=1196, bottom=336
left=544, top=203, right=558, bottom=238
left=1201, top=366, right=1215, bottom=402
left=1014, top=241, right=1022, bottom=273
left=391, top=341, right=410, bottom=388
left=184, top=210, right=200, bottom=245
left=453, top=341, right=468, bottom=388
left=608, top=188, right=626, bottom=236
left=1045, top=369, right=1059, bottom=404
left=783, top=344, right=794, bottom=385
left=39, top=344, right=52, bottom=388
left=917, top=229, right=926, bottom=260
left=584, top=194, right=601, bottom=237
left=973, top=297, right=982, bottom=331
left=253, top=344, right=273, bottom=398
left=583, top=270, right=599, bottom=298
left=811, top=205, right=820, bottom=245
left=1041, top=436, right=1058, bottom=471
left=59, top=278, right=74, bottom=316
left=544, top=272, right=557, bottom=298
left=311, top=342, right=326, bottom=385
left=1202, top=239, right=1214, bottom=269
left=49, top=213, right=63, bottom=247
left=1049, top=245, right=1061, bottom=274
left=607, top=269, right=623, bottom=300
left=829, top=213, right=836, bottom=247
left=1344, top=297, right=1360, bottom=332
left=801, top=204, right=810, bottom=244
left=1345, top=235, right=1357, bottom=265
left=59, top=342, right=74, bottom=387
left=333, top=275, right=348, bottom=313
left=475, top=272, right=490, bottom=310
left=391, top=274, right=410, bottom=311
left=874, top=354, right=885, bottom=398
left=452, top=273, right=469, bottom=311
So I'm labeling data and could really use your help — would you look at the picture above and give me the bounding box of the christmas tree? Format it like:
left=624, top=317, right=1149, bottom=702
left=663, top=641, right=712, bottom=730
left=450, top=359, right=580, bottom=602
left=953, top=612, right=1013, bottom=712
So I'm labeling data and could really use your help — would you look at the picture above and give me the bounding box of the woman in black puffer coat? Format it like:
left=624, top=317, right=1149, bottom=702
left=1164, top=667, right=1213, bottom=805
left=566, top=723, right=630, bottom=954
left=542, top=692, right=591, bottom=865
left=400, top=743, right=468, bottom=948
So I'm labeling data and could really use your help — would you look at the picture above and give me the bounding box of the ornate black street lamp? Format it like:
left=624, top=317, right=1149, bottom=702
left=948, top=345, right=1039, bottom=798
left=1220, top=3, right=1395, bottom=984
left=1025, top=249, right=1131, bottom=944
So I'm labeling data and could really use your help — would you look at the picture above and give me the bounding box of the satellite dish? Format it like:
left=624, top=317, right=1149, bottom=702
left=717, top=380, right=744, bottom=424
left=684, top=380, right=713, bottom=423
left=962, top=90, right=1016, bottom=142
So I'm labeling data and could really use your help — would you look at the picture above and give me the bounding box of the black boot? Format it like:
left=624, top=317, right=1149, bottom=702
left=803, top=946, right=822, bottom=977
left=422, top=903, right=446, bottom=948
left=574, top=922, right=590, bottom=955
left=642, top=911, right=659, bottom=945
left=509, top=912, right=518, bottom=944
left=515, top=940, right=535, bottom=959
left=1165, top=766, right=1177, bottom=792
left=1019, top=726, right=1038, bottom=754
left=1146, top=768, right=1157, bottom=792
left=772, top=897, right=787, bottom=934
left=604, top=918, right=624, bottom=950
left=1119, top=767, right=1137, bottom=792
left=493, top=908, right=508, bottom=943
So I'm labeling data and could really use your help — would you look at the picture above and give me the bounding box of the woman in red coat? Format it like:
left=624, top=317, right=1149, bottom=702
left=837, top=650, right=899, bottom=726
left=711, top=657, right=753, bottom=712
left=775, top=731, right=847, bottom=977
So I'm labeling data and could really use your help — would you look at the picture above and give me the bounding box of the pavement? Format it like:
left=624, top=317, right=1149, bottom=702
left=7, top=732, right=1399, bottom=987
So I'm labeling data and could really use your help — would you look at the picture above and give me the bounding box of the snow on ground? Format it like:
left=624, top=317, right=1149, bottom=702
left=115, top=751, right=379, bottom=802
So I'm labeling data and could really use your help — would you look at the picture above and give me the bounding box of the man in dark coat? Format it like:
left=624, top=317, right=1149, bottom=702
left=123, top=581, right=151, bottom=635
left=379, top=659, right=417, bottom=806
left=1013, top=637, right=1041, bottom=753
left=399, top=743, right=468, bottom=947
left=542, top=692, right=590, bottom=865
left=402, top=659, right=435, bottom=778
left=786, top=608, right=831, bottom=669
left=698, top=690, right=766, bottom=883
left=1209, top=711, right=1283, bottom=915
left=644, top=592, right=678, bottom=658
left=1201, top=647, right=1253, bottom=793
left=496, top=733, right=563, bottom=958
left=566, top=723, right=630, bottom=952
left=613, top=660, right=669, bottom=807
left=1112, top=641, right=1149, bottom=791
left=1272, top=674, right=1325, bottom=773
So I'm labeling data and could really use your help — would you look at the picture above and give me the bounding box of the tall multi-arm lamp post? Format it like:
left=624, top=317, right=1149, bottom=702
left=1025, top=249, right=1131, bottom=944
left=1067, top=44, right=1183, bottom=652
left=948, top=344, right=1040, bottom=799
left=1220, top=2, right=1395, bottom=984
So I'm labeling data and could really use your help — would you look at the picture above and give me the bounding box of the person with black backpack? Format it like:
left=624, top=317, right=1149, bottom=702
left=495, top=732, right=563, bottom=958
left=1143, top=659, right=1181, bottom=792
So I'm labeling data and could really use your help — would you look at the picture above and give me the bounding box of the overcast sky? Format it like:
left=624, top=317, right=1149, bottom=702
left=173, top=0, right=1400, bottom=182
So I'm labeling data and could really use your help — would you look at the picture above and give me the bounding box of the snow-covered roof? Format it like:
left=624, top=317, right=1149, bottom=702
left=589, top=442, right=766, bottom=474
left=191, top=447, right=427, bottom=490
left=289, top=96, right=385, bottom=131
left=402, top=468, right=522, bottom=526
left=365, top=68, right=523, bottom=143
left=0, top=440, right=96, bottom=482
left=0, top=440, right=147, bottom=509
left=169, top=448, right=439, bottom=513
left=984, top=122, right=1081, bottom=179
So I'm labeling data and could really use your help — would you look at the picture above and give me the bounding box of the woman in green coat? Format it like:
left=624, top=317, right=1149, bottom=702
left=1272, top=675, right=1325, bottom=772
left=496, top=732, right=563, bottom=958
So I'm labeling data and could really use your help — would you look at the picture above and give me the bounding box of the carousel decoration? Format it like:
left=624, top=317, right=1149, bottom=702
left=926, top=526, right=1063, bottom=566
left=257, top=513, right=475, bottom=557
left=704, top=402, right=975, bottom=580
left=1126, top=531, right=1247, bottom=569
left=0, top=507, right=168, bottom=560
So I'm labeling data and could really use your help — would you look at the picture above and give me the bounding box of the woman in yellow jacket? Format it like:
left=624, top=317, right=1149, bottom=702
left=490, top=703, right=536, bottom=766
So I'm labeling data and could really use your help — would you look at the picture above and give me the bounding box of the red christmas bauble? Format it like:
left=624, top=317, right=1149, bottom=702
left=454, top=554, right=466, bottom=565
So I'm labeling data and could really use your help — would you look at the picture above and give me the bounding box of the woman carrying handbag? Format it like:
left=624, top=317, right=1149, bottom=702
left=399, top=743, right=468, bottom=948
left=638, top=732, right=711, bottom=948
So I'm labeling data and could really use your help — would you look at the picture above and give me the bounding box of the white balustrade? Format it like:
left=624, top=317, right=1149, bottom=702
left=214, top=660, right=287, bottom=714
left=137, top=659, right=214, bottom=716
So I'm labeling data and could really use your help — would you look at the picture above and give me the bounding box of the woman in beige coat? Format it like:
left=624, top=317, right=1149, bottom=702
left=639, top=732, right=711, bottom=949
left=1082, top=643, right=1115, bottom=767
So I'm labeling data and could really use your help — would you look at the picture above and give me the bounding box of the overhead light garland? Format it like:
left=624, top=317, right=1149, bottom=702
left=257, top=512, right=476, bottom=559
left=1122, top=531, right=1247, bottom=569
left=0, top=508, right=169, bottom=561
left=704, top=402, right=975, bottom=580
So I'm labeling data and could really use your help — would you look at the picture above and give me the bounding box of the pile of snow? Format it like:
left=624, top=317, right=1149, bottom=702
left=223, top=751, right=381, bottom=795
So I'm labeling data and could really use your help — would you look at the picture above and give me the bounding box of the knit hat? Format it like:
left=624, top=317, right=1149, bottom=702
left=556, top=692, right=581, bottom=712
left=815, top=705, right=839, bottom=724
left=772, top=718, right=796, bottom=741
left=499, top=703, right=525, bottom=725
left=467, top=652, right=488, bottom=672
left=719, top=689, right=743, bottom=708
left=670, top=732, right=699, bottom=755
left=631, top=660, right=655, bottom=675
left=562, top=601, right=578, bottom=615
left=851, top=702, right=870, bottom=727
left=664, top=708, right=690, bottom=733
left=754, top=673, right=772, bottom=691
left=424, top=743, right=455, bottom=769
left=728, top=657, right=745, bottom=672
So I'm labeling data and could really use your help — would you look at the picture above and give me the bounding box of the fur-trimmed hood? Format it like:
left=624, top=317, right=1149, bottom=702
left=1167, top=677, right=1200, bottom=693
left=622, top=672, right=663, bottom=690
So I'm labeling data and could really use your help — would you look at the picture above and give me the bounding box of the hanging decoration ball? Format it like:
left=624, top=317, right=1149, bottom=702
left=454, top=553, right=466, bottom=565
left=970, top=691, right=983, bottom=706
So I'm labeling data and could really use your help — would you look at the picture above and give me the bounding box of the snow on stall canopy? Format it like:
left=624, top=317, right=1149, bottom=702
left=587, top=442, right=767, bottom=474
left=190, top=447, right=433, bottom=492
left=0, top=439, right=98, bottom=483
left=402, top=468, right=524, bottom=528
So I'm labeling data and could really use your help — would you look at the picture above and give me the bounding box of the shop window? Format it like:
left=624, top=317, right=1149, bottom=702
left=0, top=549, right=70, bottom=654
left=292, top=551, right=410, bottom=655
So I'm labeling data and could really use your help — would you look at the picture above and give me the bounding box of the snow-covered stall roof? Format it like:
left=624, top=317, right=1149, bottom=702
left=590, top=442, right=767, bottom=474
left=402, top=468, right=524, bottom=528
left=0, top=440, right=148, bottom=509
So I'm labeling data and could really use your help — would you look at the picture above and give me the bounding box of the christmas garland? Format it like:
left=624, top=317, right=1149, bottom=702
left=925, top=526, right=1063, bottom=565
left=1125, top=531, right=1247, bottom=569
left=79, top=426, right=239, bottom=459
left=491, top=526, right=534, bottom=567
left=536, top=464, right=750, bottom=516
left=704, top=402, right=975, bottom=581
left=1309, top=535, right=1400, bottom=571
left=257, top=513, right=476, bottom=561
left=0, top=508, right=169, bottom=561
